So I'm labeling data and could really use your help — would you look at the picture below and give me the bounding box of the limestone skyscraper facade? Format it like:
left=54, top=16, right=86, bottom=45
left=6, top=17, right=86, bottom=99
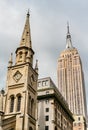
left=57, top=24, right=87, bottom=116
left=57, top=24, right=87, bottom=130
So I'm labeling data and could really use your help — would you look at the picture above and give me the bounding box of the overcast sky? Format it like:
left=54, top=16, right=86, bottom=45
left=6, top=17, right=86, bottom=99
left=0, top=0, right=88, bottom=110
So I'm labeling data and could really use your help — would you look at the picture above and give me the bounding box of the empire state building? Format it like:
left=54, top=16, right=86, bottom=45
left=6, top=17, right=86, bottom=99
left=57, top=24, right=87, bottom=118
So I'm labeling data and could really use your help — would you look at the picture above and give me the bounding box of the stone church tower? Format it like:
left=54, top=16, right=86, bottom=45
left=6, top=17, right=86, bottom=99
left=0, top=11, right=38, bottom=130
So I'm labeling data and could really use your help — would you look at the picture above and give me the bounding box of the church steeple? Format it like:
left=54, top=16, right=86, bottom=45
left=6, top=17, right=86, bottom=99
left=20, top=10, right=32, bottom=48
left=1, top=11, right=38, bottom=130
left=66, top=22, right=73, bottom=49
left=15, top=11, right=34, bottom=65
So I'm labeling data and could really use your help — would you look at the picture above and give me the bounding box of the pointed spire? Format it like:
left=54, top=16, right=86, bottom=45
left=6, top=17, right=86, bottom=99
left=8, top=53, right=13, bottom=67
left=66, top=22, right=73, bottom=49
left=15, top=11, right=34, bottom=65
left=35, top=59, right=38, bottom=73
left=20, top=10, right=32, bottom=48
left=67, top=21, right=70, bottom=34
left=27, top=9, right=30, bottom=17
left=0, top=88, right=5, bottom=113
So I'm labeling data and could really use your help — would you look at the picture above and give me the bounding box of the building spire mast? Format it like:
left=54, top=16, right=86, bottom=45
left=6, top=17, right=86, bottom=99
left=66, top=22, right=73, bottom=49
left=67, top=21, right=69, bottom=34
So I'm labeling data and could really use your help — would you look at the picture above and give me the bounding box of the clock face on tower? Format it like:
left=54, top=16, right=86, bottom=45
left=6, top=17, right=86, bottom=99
left=13, top=71, right=22, bottom=82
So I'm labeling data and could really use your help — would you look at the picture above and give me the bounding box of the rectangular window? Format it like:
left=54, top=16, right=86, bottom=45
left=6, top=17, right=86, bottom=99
left=45, top=100, right=49, bottom=104
left=42, top=81, right=46, bottom=86
left=42, top=80, right=49, bottom=86
left=46, top=80, right=49, bottom=86
left=45, top=126, right=49, bottom=130
left=45, top=115, right=49, bottom=121
left=38, top=82, right=41, bottom=87
left=46, top=91, right=49, bottom=94
left=78, top=117, right=80, bottom=121
left=46, top=108, right=49, bottom=112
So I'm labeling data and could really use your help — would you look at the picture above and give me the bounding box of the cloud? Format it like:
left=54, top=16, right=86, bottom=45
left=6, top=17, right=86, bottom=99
left=0, top=0, right=88, bottom=111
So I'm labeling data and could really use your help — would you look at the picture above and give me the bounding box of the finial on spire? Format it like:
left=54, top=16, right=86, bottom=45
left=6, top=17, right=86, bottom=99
left=8, top=53, right=13, bottom=67
left=35, top=59, right=38, bottom=73
left=66, top=22, right=73, bottom=49
left=67, top=21, right=69, bottom=34
left=66, top=21, right=71, bottom=39
left=0, top=89, right=5, bottom=95
left=27, top=9, right=30, bottom=17
left=0, top=88, right=4, bottom=113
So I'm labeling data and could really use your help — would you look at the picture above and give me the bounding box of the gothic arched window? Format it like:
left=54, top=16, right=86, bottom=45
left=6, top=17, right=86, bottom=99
left=55, top=126, right=57, bottom=130
left=31, top=98, right=34, bottom=116
left=28, top=96, right=31, bottom=115
left=29, top=127, right=33, bottom=130
left=25, top=51, right=28, bottom=57
left=9, top=128, right=14, bottom=130
left=19, top=51, right=22, bottom=59
left=10, top=95, right=14, bottom=113
left=17, top=94, right=21, bottom=112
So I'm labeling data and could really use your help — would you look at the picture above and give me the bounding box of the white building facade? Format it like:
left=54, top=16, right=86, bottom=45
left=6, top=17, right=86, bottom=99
left=37, top=77, right=74, bottom=130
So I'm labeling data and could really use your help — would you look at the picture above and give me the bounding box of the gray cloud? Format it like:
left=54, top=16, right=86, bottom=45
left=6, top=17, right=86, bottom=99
left=0, top=0, right=88, bottom=109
